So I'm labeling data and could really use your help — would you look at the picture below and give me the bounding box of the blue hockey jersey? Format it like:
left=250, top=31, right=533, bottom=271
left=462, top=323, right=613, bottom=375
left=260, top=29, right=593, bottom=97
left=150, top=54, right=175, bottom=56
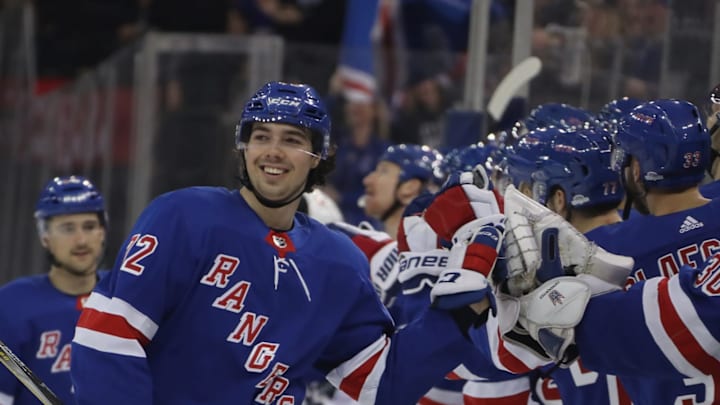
left=700, top=179, right=720, bottom=199
left=588, top=198, right=720, bottom=284
left=0, top=274, right=100, bottom=405
left=575, top=256, right=720, bottom=404
left=580, top=198, right=720, bottom=403
left=71, top=187, right=474, bottom=405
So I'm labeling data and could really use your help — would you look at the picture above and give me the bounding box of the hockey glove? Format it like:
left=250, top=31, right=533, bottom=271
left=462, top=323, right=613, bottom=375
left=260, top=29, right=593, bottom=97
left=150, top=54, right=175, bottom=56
left=497, top=276, right=591, bottom=364
left=502, top=185, right=634, bottom=296
left=424, top=168, right=503, bottom=242
left=328, top=222, right=400, bottom=306
left=430, top=215, right=505, bottom=311
left=397, top=215, right=439, bottom=254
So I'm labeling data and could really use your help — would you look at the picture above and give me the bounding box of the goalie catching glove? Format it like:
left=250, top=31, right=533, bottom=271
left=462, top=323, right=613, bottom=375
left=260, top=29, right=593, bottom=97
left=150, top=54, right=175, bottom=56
left=501, top=185, right=635, bottom=296
left=492, top=186, right=635, bottom=363
left=429, top=214, right=505, bottom=312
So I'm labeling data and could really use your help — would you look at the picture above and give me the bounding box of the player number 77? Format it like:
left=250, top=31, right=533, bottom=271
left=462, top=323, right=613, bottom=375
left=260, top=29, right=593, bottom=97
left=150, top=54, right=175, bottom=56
left=0, top=339, right=63, bottom=405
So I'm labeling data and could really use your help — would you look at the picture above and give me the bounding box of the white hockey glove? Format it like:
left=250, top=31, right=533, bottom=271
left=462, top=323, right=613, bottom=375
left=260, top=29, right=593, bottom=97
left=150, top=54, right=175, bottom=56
left=396, top=214, right=449, bottom=297
left=423, top=169, right=503, bottom=242
left=328, top=222, right=400, bottom=306
left=397, top=215, right=439, bottom=253
left=497, top=276, right=591, bottom=364
left=502, top=185, right=634, bottom=296
left=430, top=214, right=505, bottom=311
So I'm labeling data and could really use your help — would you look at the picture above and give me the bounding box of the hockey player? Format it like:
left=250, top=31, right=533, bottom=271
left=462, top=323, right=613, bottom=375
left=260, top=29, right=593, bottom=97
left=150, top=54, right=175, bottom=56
left=699, top=83, right=720, bottom=197
left=476, top=185, right=720, bottom=403
left=483, top=99, right=718, bottom=404
left=70, top=81, right=499, bottom=405
left=0, top=175, right=108, bottom=405
left=508, top=126, right=632, bottom=404
left=331, top=143, right=471, bottom=404
left=328, top=142, right=443, bottom=320
left=584, top=98, right=719, bottom=402
left=438, top=144, right=552, bottom=404
left=361, top=143, right=443, bottom=239
left=572, top=252, right=720, bottom=400
left=595, top=97, right=644, bottom=219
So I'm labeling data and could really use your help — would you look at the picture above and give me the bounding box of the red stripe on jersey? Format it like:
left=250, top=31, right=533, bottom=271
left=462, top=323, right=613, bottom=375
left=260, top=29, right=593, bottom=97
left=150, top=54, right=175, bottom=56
left=397, top=220, right=410, bottom=253
left=617, top=378, right=632, bottom=405
left=445, top=371, right=462, bottom=380
left=418, top=397, right=446, bottom=405
left=657, top=278, right=720, bottom=401
left=77, top=308, right=151, bottom=346
left=463, top=243, right=498, bottom=277
left=465, top=390, right=530, bottom=404
left=338, top=338, right=387, bottom=400
left=496, top=331, right=533, bottom=374
left=352, top=235, right=392, bottom=260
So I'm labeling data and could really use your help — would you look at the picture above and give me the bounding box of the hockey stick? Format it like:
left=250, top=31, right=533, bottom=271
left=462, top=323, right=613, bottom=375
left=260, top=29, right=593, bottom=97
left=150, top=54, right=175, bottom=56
left=486, top=56, right=543, bottom=123
left=0, top=339, right=63, bottom=405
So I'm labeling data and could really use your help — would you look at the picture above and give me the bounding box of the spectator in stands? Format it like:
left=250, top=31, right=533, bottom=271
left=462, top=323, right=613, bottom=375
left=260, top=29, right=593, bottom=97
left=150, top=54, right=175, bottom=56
left=619, top=0, right=668, bottom=99
left=327, top=89, right=391, bottom=227
left=390, top=64, right=457, bottom=148
left=33, top=0, right=141, bottom=93
left=229, top=0, right=348, bottom=95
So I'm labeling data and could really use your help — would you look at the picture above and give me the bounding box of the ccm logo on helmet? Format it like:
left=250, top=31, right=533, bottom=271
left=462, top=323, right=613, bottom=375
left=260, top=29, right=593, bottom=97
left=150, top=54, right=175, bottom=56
left=268, top=97, right=301, bottom=107
left=60, top=192, right=96, bottom=203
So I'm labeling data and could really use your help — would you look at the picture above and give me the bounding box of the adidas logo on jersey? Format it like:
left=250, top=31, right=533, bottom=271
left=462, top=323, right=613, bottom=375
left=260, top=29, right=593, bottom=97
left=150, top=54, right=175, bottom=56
left=679, top=216, right=704, bottom=234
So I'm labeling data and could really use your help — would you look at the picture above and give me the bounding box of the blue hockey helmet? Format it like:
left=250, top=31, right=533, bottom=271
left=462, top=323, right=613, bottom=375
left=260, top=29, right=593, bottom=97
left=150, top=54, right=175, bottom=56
left=596, top=97, right=643, bottom=135
left=35, top=176, right=106, bottom=221
left=440, top=147, right=462, bottom=180
left=530, top=127, right=623, bottom=208
left=506, top=129, right=554, bottom=188
left=236, top=81, right=331, bottom=159
left=612, top=99, right=710, bottom=190
left=381, top=144, right=444, bottom=186
left=525, top=103, right=594, bottom=132
left=441, top=142, right=490, bottom=178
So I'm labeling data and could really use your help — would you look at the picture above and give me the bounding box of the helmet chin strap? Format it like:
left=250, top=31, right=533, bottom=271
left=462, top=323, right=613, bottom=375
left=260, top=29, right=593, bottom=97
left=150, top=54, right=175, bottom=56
left=239, top=159, right=307, bottom=209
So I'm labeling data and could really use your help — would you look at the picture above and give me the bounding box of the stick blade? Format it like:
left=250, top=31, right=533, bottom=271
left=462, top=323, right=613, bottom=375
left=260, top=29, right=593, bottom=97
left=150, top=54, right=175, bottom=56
left=487, top=56, right=542, bottom=122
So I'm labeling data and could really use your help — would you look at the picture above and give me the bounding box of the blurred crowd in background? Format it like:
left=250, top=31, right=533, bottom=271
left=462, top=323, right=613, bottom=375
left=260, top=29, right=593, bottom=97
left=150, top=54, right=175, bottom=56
left=1, top=0, right=718, bottom=281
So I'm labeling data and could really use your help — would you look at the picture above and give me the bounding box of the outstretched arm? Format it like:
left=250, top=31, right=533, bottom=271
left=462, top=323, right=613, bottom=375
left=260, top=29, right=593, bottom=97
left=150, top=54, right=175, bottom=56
left=576, top=259, right=720, bottom=379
